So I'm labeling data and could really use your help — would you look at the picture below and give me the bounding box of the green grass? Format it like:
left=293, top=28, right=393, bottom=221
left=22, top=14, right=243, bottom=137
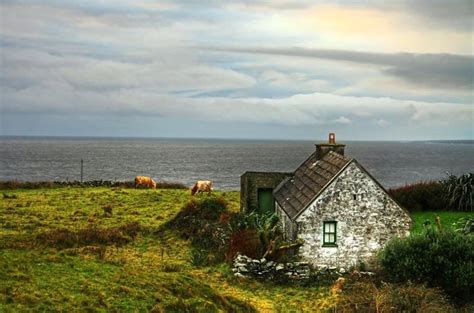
left=0, top=187, right=336, bottom=312
left=410, top=211, right=474, bottom=234
left=2, top=187, right=470, bottom=312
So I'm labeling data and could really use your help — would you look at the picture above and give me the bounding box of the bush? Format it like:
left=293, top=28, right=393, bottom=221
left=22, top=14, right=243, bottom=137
left=226, top=229, right=262, bottom=262
left=441, top=173, right=473, bottom=211
left=0, top=180, right=187, bottom=190
left=335, top=280, right=454, bottom=312
left=36, top=222, right=142, bottom=248
left=226, top=212, right=285, bottom=261
left=379, top=228, right=474, bottom=304
left=454, top=217, right=474, bottom=235
left=388, top=181, right=447, bottom=211
left=161, top=196, right=230, bottom=265
left=190, top=248, right=209, bottom=267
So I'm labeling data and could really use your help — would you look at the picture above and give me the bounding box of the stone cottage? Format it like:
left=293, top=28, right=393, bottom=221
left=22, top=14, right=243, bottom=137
left=272, top=133, right=412, bottom=268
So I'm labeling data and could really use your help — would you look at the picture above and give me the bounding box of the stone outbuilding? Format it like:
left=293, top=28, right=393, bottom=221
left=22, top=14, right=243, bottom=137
left=240, top=171, right=292, bottom=214
left=271, top=133, right=412, bottom=268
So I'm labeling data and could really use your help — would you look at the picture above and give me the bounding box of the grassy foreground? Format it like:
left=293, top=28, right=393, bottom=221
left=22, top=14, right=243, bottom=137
left=1, top=187, right=472, bottom=312
left=0, top=187, right=336, bottom=312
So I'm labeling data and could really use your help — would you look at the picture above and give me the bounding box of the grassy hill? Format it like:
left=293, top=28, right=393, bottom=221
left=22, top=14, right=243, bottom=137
left=1, top=187, right=472, bottom=312
left=0, top=187, right=337, bottom=312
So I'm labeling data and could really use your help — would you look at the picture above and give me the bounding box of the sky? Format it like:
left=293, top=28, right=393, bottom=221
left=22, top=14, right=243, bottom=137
left=0, top=0, right=473, bottom=140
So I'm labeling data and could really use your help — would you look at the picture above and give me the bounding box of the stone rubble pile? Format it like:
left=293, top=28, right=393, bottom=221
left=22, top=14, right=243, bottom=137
left=232, top=254, right=310, bottom=280
left=232, top=254, right=375, bottom=281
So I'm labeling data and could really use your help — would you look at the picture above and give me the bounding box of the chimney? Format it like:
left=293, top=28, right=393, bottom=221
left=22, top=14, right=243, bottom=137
left=315, top=133, right=345, bottom=160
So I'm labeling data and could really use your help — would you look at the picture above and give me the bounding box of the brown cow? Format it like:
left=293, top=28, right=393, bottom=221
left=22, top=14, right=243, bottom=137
left=191, top=180, right=213, bottom=196
left=134, top=176, right=157, bottom=189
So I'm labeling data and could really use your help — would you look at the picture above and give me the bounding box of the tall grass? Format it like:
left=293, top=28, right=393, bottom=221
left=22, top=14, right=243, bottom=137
left=441, top=173, right=473, bottom=211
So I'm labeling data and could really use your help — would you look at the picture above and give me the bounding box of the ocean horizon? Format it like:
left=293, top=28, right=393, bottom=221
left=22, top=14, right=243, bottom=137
left=1, top=136, right=473, bottom=190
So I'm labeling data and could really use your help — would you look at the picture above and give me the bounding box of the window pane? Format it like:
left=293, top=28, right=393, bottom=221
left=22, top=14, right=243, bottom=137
left=329, top=223, right=335, bottom=232
left=329, top=234, right=335, bottom=243
left=324, top=223, right=330, bottom=232
left=324, top=234, right=330, bottom=243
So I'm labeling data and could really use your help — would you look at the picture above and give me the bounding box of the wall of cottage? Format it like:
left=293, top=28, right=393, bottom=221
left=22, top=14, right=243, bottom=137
left=276, top=202, right=298, bottom=241
left=293, top=162, right=411, bottom=268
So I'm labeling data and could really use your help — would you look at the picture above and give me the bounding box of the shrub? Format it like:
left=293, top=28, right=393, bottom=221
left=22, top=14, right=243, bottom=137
left=161, top=196, right=230, bottom=265
left=226, top=212, right=285, bottom=261
left=454, top=216, right=474, bottom=235
left=2, top=193, right=18, bottom=199
left=190, top=248, right=209, bottom=267
left=379, top=228, right=474, bottom=303
left=36, top=222, right=142, bottom=248
left=335, top=280, right=454, bottom=312
left=440, top=173, right=473, bottom=211
left=226, top=229, right=262, bottom=261
left=0, top=180, right=187, bottom=190
left=388, top=181, right=447, bottom=211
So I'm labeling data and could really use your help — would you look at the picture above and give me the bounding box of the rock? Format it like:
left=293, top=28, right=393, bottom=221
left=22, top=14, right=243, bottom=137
left=275, top=264, right=284, bottom=271
left=234, top=273, right=246, bottom=279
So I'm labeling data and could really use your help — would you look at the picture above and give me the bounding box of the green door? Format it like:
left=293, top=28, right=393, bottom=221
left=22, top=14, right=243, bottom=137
left=257, top=188, right=274, bottom=214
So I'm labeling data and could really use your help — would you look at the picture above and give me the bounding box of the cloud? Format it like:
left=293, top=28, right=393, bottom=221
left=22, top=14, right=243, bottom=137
left=1, top=0, right=472, bottom=139
left=334, top=116, right=351, bottom=124
left=208, top=47, right=473, bottom=90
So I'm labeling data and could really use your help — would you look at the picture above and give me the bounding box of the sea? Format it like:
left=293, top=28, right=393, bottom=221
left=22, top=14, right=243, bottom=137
left=0, top=137, right=473, bottom=190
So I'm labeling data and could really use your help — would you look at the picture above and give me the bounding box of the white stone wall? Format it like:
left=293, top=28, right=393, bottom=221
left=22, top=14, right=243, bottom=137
left=275, top=203, right=297, bottom=241
left=295, top=161, right=411, bottom=268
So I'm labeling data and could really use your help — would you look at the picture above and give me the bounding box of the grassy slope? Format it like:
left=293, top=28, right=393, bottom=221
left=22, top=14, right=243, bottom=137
left=1, top=188, right=471, bottom=312
left=0, top=188, right=335, bottom=312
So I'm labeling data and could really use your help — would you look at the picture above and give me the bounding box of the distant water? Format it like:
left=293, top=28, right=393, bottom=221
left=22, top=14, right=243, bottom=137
left=0, top=137, right=473, bottom=190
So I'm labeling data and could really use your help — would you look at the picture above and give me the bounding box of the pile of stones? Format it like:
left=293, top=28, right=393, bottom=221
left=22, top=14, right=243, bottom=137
left=232, top=254, right=310, bottom=280
left=232, top=254, right=376, bottom=281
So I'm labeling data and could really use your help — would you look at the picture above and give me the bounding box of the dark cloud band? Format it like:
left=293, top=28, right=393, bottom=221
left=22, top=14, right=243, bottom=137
left=206, top=47, right=473, bottom=90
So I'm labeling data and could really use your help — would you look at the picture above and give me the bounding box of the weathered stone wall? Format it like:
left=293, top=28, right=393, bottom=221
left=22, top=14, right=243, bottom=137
left=295, top=161, right=411, bottom=268
left=232, top=254, right=310, bottom=280
left=276, top=203, right=297, bottom=241
left=240, top=172, right=292, bottom=213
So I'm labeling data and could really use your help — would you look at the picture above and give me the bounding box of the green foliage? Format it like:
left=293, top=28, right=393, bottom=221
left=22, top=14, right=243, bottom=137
left=226, top=212, right=284, bottom=260
left=440, top=173, right=473, bottom=211
left=2, top=192, right=18, bottom=199
left=379, top=228, right=474, bottom=303
left=389, top=181, right=447, bottom=211
left=454, top=216, right=474, bottom=235
left=189, top=248, right=209, bottom=267
left=163, top=196, right=230, bottom=265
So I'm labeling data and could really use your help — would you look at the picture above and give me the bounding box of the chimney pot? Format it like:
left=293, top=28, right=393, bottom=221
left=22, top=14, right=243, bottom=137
left=315, top=133, right=345, bottom=160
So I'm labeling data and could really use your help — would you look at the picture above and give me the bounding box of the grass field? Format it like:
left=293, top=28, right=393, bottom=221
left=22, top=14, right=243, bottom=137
left=0, top=187, right=337, bottom=312
left=1, top=187, right=472, bottom=312
left=410, top=211, right=473, bottom=234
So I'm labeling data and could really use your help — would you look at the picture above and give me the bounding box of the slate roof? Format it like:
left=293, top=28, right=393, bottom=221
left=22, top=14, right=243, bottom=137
left=273, top=150, right=352, bottom=220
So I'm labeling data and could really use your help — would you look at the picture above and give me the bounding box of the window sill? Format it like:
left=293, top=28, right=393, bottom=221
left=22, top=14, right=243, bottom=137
left=322, top=244, right=338, bottom=248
